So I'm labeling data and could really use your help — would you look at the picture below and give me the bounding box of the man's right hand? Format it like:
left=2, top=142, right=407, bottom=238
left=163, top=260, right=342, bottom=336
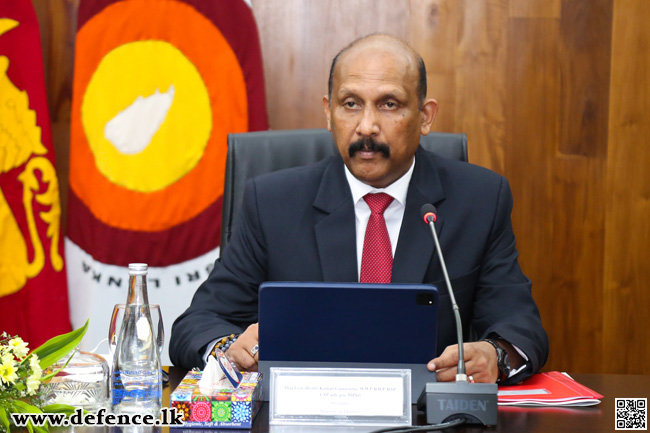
left=226, top=323, right=259, bottom=371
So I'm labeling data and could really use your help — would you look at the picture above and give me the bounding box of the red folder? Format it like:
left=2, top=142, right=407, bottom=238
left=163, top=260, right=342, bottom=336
left=498, top=371, right=603, bottom=406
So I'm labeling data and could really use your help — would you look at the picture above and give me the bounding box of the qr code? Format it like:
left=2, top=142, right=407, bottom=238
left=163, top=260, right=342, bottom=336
left=616, top=398, right=647, bottom=430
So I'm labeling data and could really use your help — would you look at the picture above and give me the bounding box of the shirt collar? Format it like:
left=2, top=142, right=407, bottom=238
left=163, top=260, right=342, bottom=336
left=344, top=157, right=415, bottom=206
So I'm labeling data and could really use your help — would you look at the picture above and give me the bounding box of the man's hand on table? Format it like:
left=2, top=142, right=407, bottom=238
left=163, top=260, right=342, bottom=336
left=427, top=342, right=499, bottom=383
left=226, top=323, right=259, bottom=371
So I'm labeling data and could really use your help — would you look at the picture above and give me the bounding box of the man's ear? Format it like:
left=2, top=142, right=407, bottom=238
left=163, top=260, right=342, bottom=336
left=420, top=98, right=439, bottom=135
left=322, top=96, right=332, bottom=131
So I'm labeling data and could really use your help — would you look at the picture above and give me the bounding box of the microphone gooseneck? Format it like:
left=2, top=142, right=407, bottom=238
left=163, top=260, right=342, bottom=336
left=417, top=204, right=498, bottom=426
left=420, top=203, right=467, bottom=382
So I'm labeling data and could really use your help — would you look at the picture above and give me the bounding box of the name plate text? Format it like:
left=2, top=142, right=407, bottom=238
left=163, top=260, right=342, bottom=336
left=270, top=368, right=411, bottom=426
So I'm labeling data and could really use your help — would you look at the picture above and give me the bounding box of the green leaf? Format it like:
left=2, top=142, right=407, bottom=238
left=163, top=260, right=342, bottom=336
left=32, top=425, right=48, bottom=433
left=40, top=351, right=77, bottom=382
left=10, top=401, right=42, bottom=414
left=31, top=320, right=89, bottom=370
left=9, top=403, right=42, bottom=433
left=0, top=407, right=10, bottom=433
left=41, top=404, right=76, bottom=416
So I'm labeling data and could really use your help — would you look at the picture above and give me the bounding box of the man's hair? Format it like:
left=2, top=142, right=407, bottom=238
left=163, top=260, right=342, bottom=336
left=327, top=34, right=427, bottom=109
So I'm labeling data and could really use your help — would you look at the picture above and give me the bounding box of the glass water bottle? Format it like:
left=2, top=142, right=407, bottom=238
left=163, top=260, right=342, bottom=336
left=111, top=263, right=162, bottom=417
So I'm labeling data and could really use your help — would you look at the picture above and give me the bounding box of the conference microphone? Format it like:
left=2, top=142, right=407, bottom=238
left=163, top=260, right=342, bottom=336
left=417, top=203, right=498, bottom=426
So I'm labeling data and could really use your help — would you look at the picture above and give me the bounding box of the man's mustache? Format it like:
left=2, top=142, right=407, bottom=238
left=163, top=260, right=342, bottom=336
left=348, top=137, right=391, bottom=158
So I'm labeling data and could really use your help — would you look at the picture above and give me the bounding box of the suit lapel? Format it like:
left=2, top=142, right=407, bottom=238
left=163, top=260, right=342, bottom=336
left=313, top=156, right=358, bottom=282
left=392, top=147, right=447, bottom=283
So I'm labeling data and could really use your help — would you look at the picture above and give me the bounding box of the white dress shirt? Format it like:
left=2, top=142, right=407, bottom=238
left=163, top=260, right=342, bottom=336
left=343, top=159, right=415, bottom=281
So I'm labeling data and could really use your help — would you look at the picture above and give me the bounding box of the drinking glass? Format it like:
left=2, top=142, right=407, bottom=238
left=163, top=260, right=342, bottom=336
left=108, top=304, right=164, bottom=362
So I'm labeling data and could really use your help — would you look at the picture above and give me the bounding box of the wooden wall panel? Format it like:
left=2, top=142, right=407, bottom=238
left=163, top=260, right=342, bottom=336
left=549, top=0, right=612, bottom=373
left=509, top=0, right=561, bottom=18
left=30, top=0, right=650, bottom=374
left=603, top=0, right=650, bottom=374
left=559, top=0, right=612, bottom=157
left=504, top=18, right=560, bottom=369
left=453, top=0, right=508, bottom=173
left=32, top=0, right=77, bottom=233
left=407, top=0, right=461, bottom=136
left=250, top=0, right=411, bottom=130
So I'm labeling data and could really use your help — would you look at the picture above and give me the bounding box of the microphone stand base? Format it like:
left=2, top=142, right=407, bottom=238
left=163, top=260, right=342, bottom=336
left=417, top=381, right=498, bottom=426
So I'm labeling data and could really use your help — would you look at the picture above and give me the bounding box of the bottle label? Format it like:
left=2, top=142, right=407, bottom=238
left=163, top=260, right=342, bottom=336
left=112, top=369, right=162, bottom=405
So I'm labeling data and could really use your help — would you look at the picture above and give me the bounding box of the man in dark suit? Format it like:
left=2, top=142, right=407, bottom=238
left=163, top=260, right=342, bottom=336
left=170, top=34, right=548, bottom=384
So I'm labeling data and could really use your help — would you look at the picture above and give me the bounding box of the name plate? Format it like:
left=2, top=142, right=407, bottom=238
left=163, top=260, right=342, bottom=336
left=269, top=368, right=411, bottom=426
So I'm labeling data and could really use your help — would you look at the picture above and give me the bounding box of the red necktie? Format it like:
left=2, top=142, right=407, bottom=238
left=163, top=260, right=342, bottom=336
left=360, top=193, right=394, bottom=283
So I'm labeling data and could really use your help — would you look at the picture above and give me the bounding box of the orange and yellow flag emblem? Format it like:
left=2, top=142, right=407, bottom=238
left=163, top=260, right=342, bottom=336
left=65, top=0, right=268, bottom=363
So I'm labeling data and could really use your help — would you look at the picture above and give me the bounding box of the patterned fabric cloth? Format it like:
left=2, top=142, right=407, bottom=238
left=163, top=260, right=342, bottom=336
left=360, top=193, right=394, bottom=283
left=0, top=0, right=71, bottom=347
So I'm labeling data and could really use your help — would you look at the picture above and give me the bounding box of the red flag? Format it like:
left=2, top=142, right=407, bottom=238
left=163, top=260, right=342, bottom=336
left=65, top=0, right=268, bottom=363
left=0, top=0, right=71, bottom=345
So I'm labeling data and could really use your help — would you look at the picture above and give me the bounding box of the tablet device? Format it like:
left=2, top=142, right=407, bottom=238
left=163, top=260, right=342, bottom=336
left=258, top=281, right=439, bottom=401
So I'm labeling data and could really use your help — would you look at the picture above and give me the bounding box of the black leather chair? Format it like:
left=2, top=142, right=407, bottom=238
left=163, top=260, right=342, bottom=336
left=220, top=128, right=468, bottom=253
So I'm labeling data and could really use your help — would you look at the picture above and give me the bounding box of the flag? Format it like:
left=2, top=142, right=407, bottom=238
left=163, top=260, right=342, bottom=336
left=66, top=0, right=268, bottom=364
left=0, top=0, right=70, bottom=345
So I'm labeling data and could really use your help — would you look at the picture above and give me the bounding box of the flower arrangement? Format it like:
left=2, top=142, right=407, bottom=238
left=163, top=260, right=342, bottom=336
left=0, top=320, right=88, bottom=433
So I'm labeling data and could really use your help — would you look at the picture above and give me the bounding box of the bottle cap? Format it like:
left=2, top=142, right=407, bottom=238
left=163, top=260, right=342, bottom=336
left=128, top=263, right=148, bottom=275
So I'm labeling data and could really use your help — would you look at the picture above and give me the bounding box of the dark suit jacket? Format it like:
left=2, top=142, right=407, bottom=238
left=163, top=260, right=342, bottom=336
left=170, top=147, right=549, bottom=383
